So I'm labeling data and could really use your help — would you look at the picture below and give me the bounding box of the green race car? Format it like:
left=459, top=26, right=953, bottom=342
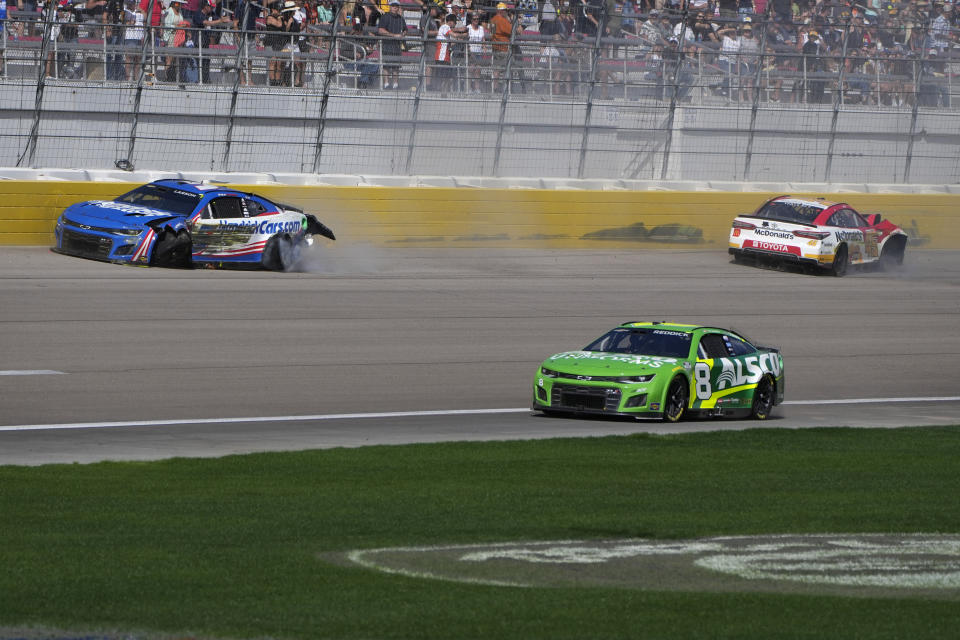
left=532, top=322, right=784, bottom=422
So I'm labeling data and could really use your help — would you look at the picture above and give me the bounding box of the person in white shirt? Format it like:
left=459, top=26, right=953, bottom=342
left=716, top=22, right=741, bottom=98
left=124, top=0, right=146, bottom=79
left=737, top=21, right=759, bottom=100
left=466, top=11, right=487, bottom=92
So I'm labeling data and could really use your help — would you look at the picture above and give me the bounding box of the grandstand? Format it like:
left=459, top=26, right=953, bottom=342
left=1, top=0, right=957, bottom=182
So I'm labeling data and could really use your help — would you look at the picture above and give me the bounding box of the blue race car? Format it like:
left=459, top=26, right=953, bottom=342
left=53, top=180, right=336, bottom=270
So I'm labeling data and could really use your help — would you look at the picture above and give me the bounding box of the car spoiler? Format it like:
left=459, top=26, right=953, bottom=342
left=735, top=214, right=819, bottom=229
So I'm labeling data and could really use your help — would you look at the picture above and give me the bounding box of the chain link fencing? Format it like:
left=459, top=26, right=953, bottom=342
left=1, top=3, right=958, bottom=182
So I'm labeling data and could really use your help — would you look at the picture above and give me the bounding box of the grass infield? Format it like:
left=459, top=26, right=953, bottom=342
left=2, top=426, right=960, bottom=639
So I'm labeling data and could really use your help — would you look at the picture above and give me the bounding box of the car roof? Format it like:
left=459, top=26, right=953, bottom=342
left=619, top=322, right=703, bottom=333
left=149, top=179, right=253, bottom=199
left=768, top=195, right=855, bottom=212
left=618, top=322, right=750, bottom=339
left=772, top=195, right=840, bottom=208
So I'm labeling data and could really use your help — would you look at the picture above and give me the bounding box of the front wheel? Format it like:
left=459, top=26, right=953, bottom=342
left=880, top=236, right=906, bottom=270
left=261, top=234, right=301, bottom=271
left=830, top=244, right=848, bottom=277
left=662, top=376, right=688, bottom=423
left=751, top=375, right=775, bottom=420
left=151, top=229, right=191, bottom=268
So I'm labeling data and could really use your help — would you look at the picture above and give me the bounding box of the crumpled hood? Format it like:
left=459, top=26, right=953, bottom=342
left=543, top=351, right=680, bottom=376
left=62, top=200, right=182, bottom=230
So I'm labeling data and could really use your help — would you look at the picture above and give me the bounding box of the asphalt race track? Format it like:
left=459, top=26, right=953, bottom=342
left=1, top=245, right=958, bottom=466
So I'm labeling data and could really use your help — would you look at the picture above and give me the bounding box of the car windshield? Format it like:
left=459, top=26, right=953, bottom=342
left=754, top=200, right=824, bottom=225
left=583, top=328, right=693, bottom=358
left=115, top=184, right=203, bottom=216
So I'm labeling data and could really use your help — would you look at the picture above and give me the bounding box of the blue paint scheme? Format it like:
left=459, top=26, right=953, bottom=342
left=52, top=179, right=289, bottom=267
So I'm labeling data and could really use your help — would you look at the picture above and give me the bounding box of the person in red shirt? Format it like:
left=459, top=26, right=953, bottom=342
left=139, top=0, right=162, bottom=34
left=432, top=12, right=460, bottom=91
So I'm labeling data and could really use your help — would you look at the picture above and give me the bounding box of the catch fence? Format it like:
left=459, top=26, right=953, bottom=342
left=1, top=6, right=958, bottom=182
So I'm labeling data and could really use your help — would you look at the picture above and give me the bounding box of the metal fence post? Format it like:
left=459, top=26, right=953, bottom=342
left=577, top=3, right=608, bottom=180
left=312, top=8, right=345, bottom=174
left=744, top=12, right=771, bottom=180
left=17, top=12, right=53, bottom=168
left=405, top=24, right=431, bottom=174
left=122, top=0, right=159, bottom=172
left=659, top=12, right=690, bottom=181
left=824, top=18, right=851, bottom=182
left=223, top=3, right=251, bottom=172
left=493, top=10, right=522, bottom=177
left=904, top=24, right=932, bottom=183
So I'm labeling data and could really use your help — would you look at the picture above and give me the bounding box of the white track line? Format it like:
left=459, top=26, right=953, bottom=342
left=0, top=408, right=529, bottom=432
left=0, top=397, right=958, bottom=432
left=0, top=370, right=66, bottom=376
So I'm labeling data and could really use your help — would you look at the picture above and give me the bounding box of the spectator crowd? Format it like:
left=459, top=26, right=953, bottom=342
left=1, top=0, right=956, bottom=104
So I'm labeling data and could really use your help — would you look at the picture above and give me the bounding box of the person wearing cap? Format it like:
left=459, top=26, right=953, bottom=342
left=448, top=0, right=468, bottom=87
left=919, top=46, right=949, bottom=107
left=930, top=4, right=954, bottom=55
left=278, top=0, right=301, bottom=86
left=377, top=0, right=406, bottom=88
left=289, top=0, right=311, bottom=87
left=737, top=19, right=759, bottom=100
left=638, top=8, right=662, bottom=46
left=801, top=28, right=825, bottom=103
left=489, top=1, right=514, bottom=90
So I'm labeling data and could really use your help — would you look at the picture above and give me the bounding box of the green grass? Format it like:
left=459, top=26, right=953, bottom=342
left=2, top=426, right=960, bottom=639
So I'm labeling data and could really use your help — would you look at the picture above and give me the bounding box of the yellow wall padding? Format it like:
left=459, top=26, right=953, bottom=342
left=1, top=181, right=956, bottom=250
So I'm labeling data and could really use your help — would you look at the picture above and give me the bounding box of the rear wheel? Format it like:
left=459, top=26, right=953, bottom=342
left=830, top=244, right=848, bottom=277
left=662, top=377, right=688, bottom=423
left=751, top=375, right=775, bottom=420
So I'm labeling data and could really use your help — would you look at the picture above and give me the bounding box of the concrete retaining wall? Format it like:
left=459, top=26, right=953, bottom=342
left=1, top=178, right=956, bottom=250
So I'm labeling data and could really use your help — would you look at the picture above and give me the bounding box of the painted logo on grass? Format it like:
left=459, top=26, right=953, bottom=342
left=335, top=534, right=960, bottom=599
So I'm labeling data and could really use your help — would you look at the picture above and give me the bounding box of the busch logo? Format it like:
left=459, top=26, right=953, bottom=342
left=715, top=353, right=782, bottom=390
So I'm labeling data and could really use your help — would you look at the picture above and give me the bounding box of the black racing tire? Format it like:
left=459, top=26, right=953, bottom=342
left=830, top=244, right=849, bottom=277
left=662, top=376, right=688, bottom=423
left=261, top=234, right=301, bottom=272
left=751, top=375, right=775, bottom=420
left=880, top=236, right=906, bottom=270
left=151, top=228, right=192, bottom=268
left=171, top=230, right=192, bottom=268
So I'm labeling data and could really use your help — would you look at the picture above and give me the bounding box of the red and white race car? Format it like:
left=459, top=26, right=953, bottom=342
left=728, top=196, right=908, bottom=276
